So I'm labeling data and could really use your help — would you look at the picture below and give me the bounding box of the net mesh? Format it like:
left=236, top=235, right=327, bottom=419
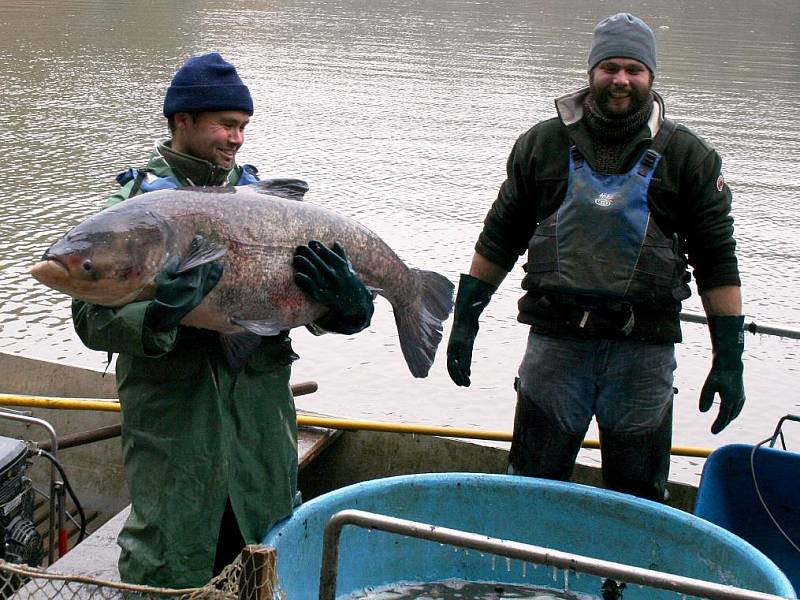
left=0, top=545, right=285, bottom=599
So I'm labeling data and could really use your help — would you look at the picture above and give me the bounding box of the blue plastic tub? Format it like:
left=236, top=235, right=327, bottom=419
left=695, top=443, right=800, bottom=592
left=263, top=473, right=795, bottom=599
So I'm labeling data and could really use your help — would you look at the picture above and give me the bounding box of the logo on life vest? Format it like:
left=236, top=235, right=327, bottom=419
left=594, top=192, right=616, bottom=207
left=716, top=174, right=725, bottom=192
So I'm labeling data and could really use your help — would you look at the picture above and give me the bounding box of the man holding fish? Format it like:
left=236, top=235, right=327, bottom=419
left=70, top=53, right=376, bottom=588
left=31, top=52, right=453, bottom=589
left=447, top=14, right=745, bottom=503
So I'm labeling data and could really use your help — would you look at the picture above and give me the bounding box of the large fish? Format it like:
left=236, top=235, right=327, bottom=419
left=30, top=179, right=454, bottom=377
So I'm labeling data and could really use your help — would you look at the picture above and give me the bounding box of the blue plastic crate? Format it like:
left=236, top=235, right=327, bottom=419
left=695, top=442, right=800, bottom=593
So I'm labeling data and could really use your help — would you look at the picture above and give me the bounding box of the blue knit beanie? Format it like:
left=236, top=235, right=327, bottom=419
left=163, top=52, right=253, bottom=118
left=588, top=13, right=657, bottom=76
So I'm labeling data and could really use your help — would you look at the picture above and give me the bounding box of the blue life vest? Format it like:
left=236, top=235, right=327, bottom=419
left=238, top=164, right=260, bottom=185
left=523, top=119, right=690, bottom=331
left=115, top=163, right=259, bottom=195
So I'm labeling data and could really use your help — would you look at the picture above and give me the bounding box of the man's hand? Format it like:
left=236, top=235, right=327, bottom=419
left=144, top=254, right=223, bottom=332
left=293, top=240, right=374, bottom=335
left=446, top=274, right=496, bottom=387
left=699, top=315, right=745, bottom=434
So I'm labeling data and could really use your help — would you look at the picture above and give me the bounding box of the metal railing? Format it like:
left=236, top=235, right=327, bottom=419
left=319, top=509, right=793, bottom=600
left=0, top=393, right=717, bottom=458
left=680, top=311, right=800, bottom=340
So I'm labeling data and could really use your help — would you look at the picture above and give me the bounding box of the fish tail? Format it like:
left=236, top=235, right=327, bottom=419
left=393, top=269, right=455, bottom=378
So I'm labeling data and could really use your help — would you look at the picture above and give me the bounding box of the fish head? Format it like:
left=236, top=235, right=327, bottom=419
left=30, top=206, right=170, bottom=307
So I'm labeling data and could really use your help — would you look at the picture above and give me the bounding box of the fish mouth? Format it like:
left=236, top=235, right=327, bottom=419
left=30, top=259, right=148, bottom=307
left=29, top=259, right=69, bottom=285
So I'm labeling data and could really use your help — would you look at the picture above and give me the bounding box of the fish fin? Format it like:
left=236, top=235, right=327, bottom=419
left=305, top=321, right=330, bottom=337
left=231, top=317, right=283, bottom=337
left=220, top=332, right=262, bottom=372
left=176, top=186, right=236, bottom=194
left=392, top=269, right=455, bottom=378
left=249, top=178, right=309, bottom=201
left=175, top=234, right=227, bottom=273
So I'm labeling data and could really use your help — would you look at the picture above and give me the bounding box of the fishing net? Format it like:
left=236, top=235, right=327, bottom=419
left=0, top=545, right=285, bottom=599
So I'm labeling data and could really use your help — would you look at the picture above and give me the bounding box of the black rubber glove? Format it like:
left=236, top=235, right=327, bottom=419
left=699, top=315, right=746, bottom=434
left=293, top=240, right=374, bottom=335
left=446, top=274, right=496, bottom=387
left=144, top=256, right=224, bottom=332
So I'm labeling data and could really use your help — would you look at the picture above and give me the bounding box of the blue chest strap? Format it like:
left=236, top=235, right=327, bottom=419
left=116, top=163, right=260, bottom=195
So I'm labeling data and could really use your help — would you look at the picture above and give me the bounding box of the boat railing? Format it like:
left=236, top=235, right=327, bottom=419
left=319, top=508, right=792, bottom=600
left=680, top=311, right=800, bottom=340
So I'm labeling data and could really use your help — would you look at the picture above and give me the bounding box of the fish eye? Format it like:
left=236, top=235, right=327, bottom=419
left=82, top=260, right=92, bottom=272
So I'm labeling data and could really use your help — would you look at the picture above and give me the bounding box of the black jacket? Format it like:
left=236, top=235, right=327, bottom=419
left=476, top=88, right=740, bottom=343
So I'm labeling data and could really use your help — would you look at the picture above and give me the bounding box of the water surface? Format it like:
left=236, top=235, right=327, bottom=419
left=1, top=0, right=799, bottom=482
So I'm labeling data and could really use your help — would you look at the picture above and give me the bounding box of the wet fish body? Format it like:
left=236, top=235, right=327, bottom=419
left=30, top=183, right=454, bottom=377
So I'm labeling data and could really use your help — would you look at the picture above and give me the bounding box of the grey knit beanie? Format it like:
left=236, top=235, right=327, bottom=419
left=588, top=13, right=657, bottom=76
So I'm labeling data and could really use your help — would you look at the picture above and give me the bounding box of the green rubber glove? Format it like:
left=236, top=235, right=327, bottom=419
left=446, top=274, right=496, bottom=387
left=293, top=240, right=374, bottom=335
left=699, top=315, right=746, bottom=434
left=144, top=256, right=224, bottom=332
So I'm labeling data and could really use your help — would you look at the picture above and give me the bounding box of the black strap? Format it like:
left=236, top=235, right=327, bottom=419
left=569, top=145, right=584, bottom=169
left=638, top=118, right=677, bottom=176
left=651, top=118, right=677, bottom=155
left=535, top=293, right=636, bottom=336
left=128, top=168, right=152, bottom=198
left=638, top=149, right=659, bottom=176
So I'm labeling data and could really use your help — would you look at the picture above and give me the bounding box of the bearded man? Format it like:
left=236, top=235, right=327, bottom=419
left=445, top=13, right=744, bottom=501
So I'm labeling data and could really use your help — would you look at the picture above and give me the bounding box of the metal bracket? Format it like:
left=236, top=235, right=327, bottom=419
left=768, top=414, right=800, bottom=450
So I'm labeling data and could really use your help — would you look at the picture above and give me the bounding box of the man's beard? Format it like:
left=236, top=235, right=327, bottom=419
left=589, top=77, right=651, bottom=118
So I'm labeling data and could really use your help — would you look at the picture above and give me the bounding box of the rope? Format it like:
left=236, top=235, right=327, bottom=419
left=0, top=559, right=200, bottom=595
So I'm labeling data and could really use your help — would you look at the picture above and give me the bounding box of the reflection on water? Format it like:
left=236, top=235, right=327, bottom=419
left=1, top=0, right=799, bottom=482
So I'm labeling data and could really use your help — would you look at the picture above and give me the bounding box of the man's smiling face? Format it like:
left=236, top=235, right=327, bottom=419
left=173, top=110, right=250, bottom=168
left=589, top=58, right=653, bottom=118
